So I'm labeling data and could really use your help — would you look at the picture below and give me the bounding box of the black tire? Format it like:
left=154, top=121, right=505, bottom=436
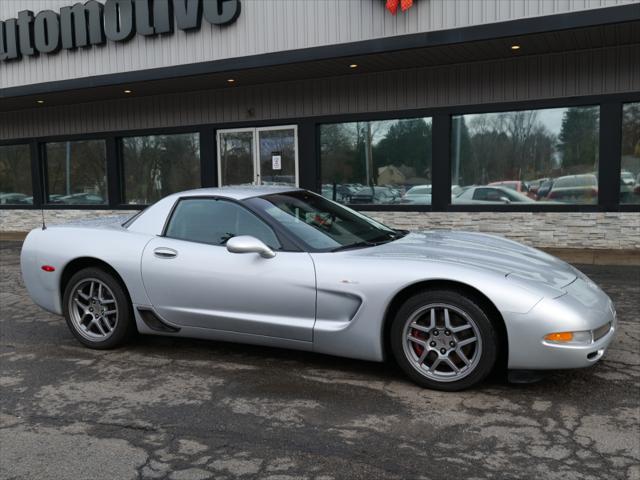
left=62, top=267, right=135, bottom=349
left=390, top=289, right=498, bottom=391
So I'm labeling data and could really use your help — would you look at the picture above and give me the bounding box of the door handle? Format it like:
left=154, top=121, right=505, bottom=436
left=154, top=247, right=178, bottom=259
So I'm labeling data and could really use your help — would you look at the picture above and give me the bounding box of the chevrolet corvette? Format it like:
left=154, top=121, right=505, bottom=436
left=20, top=187, right=617, bottom=390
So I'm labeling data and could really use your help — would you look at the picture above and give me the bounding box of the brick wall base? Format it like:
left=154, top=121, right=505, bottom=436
left=1, top=209, right=639, bottom=250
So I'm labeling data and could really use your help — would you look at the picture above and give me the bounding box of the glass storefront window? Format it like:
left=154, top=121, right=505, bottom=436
left=451, top=106, right=600, bottom=205
left=45, top=140, right=107, bottom=205
left=320, top=117, right=432, bottom=205
left=122, top=133, right=200, bottom=204
left=620, top=102, right=640, bottom=204
left=0, top=144, right=33, bottom=205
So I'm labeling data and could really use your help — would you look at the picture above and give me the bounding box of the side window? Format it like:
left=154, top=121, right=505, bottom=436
left=165, top=198, right=281, bottom=249
left=485, top=189, right=504, bottom=201
left=504, top=190, right=520, bottom=201
left=472, top=188, right=490, bottom=201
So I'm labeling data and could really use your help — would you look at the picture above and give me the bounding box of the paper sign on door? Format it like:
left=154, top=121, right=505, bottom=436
left=272, top=154, right=282, bottom=170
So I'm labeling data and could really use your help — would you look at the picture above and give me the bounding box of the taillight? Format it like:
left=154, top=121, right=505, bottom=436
left=41, top=265, right=56, bottom=272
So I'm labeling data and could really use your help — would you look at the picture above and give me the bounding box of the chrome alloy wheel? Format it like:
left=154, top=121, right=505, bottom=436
left=68, top=278, right=119, bottom=341
left=401, top=303, right=482, bottom=382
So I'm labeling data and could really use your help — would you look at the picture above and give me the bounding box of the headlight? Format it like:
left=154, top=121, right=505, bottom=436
left=543, top=330, right=592, bottom=345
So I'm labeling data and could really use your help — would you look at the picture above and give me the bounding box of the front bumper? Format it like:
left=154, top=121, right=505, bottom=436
left=506, top=279, right=617, bottom=370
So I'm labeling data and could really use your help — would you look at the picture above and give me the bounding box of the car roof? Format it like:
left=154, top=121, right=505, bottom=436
left=167, top=186, right=303, bottom=201
left=126, top=186, right=304, bottom=234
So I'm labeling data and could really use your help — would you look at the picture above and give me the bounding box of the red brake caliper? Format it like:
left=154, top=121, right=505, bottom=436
left=411, top=328, right=425, bottom=356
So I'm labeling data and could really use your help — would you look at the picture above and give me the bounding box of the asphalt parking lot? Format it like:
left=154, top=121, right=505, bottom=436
left=0, top=241, right=639, bottom=480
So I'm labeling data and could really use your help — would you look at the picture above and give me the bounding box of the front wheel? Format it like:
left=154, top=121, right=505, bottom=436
left=390, top=289, right=498, bottom=391
left=62, top=267, right=135, bottom=349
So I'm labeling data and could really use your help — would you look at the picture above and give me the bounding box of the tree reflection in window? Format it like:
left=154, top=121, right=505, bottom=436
left=620, top=103, right=640, bottom=204
left=46, top=140, right=108, bottom=205
left=0, top=144, right=33, bottom=205
left=320, top=117, right=432, bottom=205
left=451, top=106, right=599, bottom=205
left=122, top=133, right=200, bottom=205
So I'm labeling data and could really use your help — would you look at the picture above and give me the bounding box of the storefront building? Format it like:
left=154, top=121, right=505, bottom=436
left=1, top=0, right=639, bottom=253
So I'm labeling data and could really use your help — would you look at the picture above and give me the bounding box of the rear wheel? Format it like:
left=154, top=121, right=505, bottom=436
left=62, top=267, right=135, bottom=349
left=390, top=289, right=498, bottom=391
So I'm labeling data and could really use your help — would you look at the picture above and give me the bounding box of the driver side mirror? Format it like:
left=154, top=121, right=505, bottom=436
left=499, top=196, right=511, bottom=204
left=226, top=235, right=276, bottom=259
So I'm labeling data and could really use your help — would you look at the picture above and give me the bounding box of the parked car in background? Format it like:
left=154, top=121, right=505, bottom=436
left=620, top=174, right=637, bottom=203
left=321, top=184, right=357, bottom=204
left=453, top=186, right=535, bottom=204
left=536, top=180, right=554, bottom=200
left=620, top=170, right=636, bottom=187
left=351, top=186, right=400, bottom=204
left=547, top=174, right=598, bottom=204
left=49, top=193, right=105, bottom=205
left=451, top=185, right=465, bottom=197
left=489, top=180, right=530, bottom=194
left=0, top=193, right=32, bottom=205
left=401, top=185, right=432, bottom=204
left=527, top=178, right=550, bottom=197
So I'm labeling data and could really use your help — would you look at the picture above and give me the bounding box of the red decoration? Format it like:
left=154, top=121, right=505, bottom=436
left=386, top=0, right=414, bottom=14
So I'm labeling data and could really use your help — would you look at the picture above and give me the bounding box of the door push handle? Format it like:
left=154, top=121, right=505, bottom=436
left=154, top=247, right=178, bottom=259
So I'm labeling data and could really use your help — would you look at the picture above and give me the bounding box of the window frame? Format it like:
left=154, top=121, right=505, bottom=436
left=448, top=104, right=601, bottom=208
left=0, top=91, right=638, bottom=213
left=619, top=101, right=640, bottom=206
left=42, top=137, right=110, bottom=207
left=0, top=142, right=35, bottom=206
left=119, top=131, right=202, bottom=205
left=314, top=93, right=639, bottom=213
left=318, top=115, right=434, bottom=209
left=161, top=195, right=289, bottom=251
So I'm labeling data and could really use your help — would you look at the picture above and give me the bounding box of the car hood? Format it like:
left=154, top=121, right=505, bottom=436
left=352, top=231, right=577, bottom=289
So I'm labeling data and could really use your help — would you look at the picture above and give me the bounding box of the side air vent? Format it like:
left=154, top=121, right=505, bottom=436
left=137, top=308, right=180, bottom=333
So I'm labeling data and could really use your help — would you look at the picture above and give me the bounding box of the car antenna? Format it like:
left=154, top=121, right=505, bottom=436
left=41, top=206, right=47, bottom=230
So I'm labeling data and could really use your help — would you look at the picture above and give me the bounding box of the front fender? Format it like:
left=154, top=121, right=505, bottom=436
left=310, top=254, right=544, bottom=362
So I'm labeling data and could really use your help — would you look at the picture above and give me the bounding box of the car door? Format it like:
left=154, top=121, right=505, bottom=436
left=140, top=197, right=316, bottom=342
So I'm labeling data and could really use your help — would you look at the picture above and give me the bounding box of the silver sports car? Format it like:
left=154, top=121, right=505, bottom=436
left=21, top=187, right=617, bottom=390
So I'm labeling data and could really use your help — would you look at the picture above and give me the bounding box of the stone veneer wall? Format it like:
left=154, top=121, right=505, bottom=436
left=1, top=210, right=639, bottom=250
left=369, top=212, right=640, bottom=250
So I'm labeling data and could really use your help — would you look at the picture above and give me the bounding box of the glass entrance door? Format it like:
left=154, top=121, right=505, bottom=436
left=217, top=126, right=298, bottom=187
left=217, top=129, right=255, bottom=186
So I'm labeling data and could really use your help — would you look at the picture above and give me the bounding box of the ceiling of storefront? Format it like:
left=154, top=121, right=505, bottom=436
left=0, top=18, right=638, bottom=113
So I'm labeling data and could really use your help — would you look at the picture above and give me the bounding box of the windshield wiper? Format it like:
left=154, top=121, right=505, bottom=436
left=331, top=236, right=401, bottom=252
left=331, top=230, right=407, bottom=252
left=330, top=241, right=375, bottom=252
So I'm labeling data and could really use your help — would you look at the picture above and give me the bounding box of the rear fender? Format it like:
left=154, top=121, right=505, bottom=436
left=21, top=226, right=154, bottom=315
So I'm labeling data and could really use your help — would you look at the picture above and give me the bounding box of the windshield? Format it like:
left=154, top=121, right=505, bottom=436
left=248, top=190, right=404, bottom=251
